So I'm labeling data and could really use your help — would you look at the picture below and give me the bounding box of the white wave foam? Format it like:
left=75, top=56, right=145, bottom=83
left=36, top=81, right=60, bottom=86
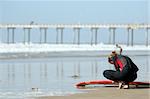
left=0, top=43, right=149, bottom=53
left=0, top=90, right=82, bottom=99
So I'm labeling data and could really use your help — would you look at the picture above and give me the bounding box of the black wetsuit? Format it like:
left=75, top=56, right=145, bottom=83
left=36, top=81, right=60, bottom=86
left=103, top=55, right=138, bottom=82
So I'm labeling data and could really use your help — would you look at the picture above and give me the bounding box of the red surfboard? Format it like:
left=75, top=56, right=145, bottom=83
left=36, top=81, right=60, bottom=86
left=76, top=80, right=150, bottom=87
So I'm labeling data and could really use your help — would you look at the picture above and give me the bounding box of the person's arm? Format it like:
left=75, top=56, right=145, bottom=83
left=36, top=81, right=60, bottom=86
left=114, top=57, right=120, bottom=71
left=114, top=64, right=120, bottom=71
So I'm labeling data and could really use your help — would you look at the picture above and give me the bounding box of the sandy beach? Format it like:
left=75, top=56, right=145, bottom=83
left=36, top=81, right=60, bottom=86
left=38, top=86, right=150, bottom=99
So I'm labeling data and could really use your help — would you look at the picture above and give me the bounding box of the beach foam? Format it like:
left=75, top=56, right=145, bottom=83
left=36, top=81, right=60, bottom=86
left=0, top=43, right=149, bottom=53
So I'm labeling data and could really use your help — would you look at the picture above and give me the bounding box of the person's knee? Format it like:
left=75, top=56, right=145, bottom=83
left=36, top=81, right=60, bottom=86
left=103, top=70, right=108, bottom=77
left=103, top=70, right=114, bottom=79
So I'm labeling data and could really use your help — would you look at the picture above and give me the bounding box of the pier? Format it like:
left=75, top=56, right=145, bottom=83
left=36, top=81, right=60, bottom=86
left=0, top=24, right=149, bottom=46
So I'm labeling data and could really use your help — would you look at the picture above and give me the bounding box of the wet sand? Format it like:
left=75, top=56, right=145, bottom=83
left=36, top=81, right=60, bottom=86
left=38, top=87, right=150, bottom=99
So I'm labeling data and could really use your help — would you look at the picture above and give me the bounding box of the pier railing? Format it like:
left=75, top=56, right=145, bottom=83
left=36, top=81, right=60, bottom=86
left=0, top=24, right=149, bottom=46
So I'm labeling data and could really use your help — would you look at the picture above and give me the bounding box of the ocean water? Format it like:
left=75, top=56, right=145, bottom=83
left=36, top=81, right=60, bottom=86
left=0, top=53, right=149, bottom=99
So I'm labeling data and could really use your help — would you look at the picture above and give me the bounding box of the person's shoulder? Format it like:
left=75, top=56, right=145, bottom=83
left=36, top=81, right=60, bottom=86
left=118, top=55, right=129, bottom=59
left=118, top=54, right=125, bottom=57
left=121, top=55, right=132, bottom=61
left=119, top=55, right=128, bottom=58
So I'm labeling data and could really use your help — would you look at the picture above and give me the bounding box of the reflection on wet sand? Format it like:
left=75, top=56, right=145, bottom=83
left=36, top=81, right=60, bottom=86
left=2, top=57, right=105, bottom=88
left=0, top=56, right=149, bottom=97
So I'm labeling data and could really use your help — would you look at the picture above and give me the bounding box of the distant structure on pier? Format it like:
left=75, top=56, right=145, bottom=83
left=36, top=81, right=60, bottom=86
left=0, top=24, right=149, bottom=46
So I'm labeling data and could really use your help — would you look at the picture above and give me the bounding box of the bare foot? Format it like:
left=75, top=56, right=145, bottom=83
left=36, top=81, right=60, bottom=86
left=123, top=85, right=129, bottom=89
left=118, top=82, right=123, bottom=89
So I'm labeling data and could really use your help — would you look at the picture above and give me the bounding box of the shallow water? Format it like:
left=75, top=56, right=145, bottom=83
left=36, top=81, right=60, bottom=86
left=0, top=54, right=149, bottom=99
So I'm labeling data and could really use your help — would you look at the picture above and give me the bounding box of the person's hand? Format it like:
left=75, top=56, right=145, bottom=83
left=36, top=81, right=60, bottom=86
left=108, top=56, right=114, bottom=64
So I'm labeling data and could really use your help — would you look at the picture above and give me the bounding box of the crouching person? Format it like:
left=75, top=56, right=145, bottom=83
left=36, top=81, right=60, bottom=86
left=103, top=51, right=139, bottom=89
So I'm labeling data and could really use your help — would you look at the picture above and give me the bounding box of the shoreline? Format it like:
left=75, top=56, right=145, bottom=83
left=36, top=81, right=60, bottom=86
left=0, top=44, right=150, bottom=59
left=0, top=43, right=150, bottom=53
left=37, top=87, right=150, bottom=99
left=0, top=50, right=149, bottom=60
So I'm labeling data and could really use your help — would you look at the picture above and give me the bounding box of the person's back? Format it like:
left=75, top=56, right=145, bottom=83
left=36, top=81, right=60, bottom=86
left=124, top=55, right=139, bottom=73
